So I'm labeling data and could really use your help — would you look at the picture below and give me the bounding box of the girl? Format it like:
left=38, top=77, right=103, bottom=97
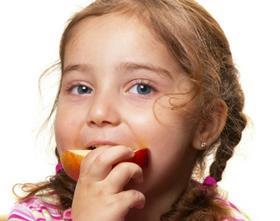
left=8, top=0, right=250, bottom=220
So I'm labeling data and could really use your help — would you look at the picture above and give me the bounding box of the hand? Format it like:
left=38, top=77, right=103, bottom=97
left=71, top=145, right=145, bottom=221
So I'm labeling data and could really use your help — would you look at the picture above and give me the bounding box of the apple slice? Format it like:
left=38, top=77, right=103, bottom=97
left=61, top=148, right=149, bottom=181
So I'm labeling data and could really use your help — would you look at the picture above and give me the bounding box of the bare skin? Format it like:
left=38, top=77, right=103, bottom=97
left=55, top=14, right=227, bottom=221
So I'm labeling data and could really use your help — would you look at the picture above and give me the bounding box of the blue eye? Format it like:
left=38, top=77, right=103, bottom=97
left=129, top=83, right=154, bottom=95
left=69, top=84, right=93, bottom=95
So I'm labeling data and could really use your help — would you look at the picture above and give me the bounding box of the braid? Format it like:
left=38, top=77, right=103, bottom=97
left=210, top=64, right=247, bottom=181
left=210, top=110, right=247, bottom=181
left=161, top=181, right=230, bottom=221
left=48, top=171, right=76, bottom=210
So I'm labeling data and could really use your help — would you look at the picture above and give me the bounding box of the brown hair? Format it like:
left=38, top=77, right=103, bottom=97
left=17, top=0, right=247, bottom=220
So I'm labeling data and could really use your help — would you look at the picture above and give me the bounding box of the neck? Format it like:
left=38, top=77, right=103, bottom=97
left=125, top=179, right=190, bottom=221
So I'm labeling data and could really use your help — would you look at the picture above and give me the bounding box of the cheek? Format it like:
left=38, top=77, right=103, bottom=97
left=154, top=95, right=199, bottom=126
left=54, top=113, right=68, bottom=154
left=124, top=104, right=196, bottom=150
left=54, top=107, right=83, bottom=154
left=127, top=100, right=198, bottom=164
left=137, top=114, right=197, bottom=187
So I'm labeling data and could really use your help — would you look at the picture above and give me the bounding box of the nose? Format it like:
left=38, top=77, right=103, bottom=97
left=86, top=92, right=121, bottom=127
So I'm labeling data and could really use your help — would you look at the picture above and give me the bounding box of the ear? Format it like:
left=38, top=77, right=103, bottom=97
left=192, top=99, right=228, bottom=150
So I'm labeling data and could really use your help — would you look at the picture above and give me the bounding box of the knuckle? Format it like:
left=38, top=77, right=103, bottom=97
left=129, top=190, right=144, bottom=200
left=117, top=162, right=139, bottom=177
left=116, top=145, right=134, bottom=155
left=94, top=153, right=108, bottom=166
left=118, top=162, right=131, bottom=172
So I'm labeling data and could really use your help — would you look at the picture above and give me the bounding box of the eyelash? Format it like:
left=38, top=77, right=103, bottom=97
left=128, top=79, right=157, bottom=96
left=64, top=79, right=157, bottom=96
left=66, top=83, right=93, bottom=95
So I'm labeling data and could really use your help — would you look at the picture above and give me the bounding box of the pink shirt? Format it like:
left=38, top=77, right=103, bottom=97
left=8, top=195, right=250, bottom=221
left=8, top=196, right=71, bottom=221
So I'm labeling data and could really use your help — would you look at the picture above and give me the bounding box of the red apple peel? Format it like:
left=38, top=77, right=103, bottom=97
left=61, top=148, right=149, bottom=181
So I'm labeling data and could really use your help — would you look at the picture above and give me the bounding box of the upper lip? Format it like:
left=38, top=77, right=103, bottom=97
left=86, top=140, right=119, bottom=149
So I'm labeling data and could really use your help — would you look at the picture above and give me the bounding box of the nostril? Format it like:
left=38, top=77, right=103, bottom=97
left=87, top=146, right=96, bottom=150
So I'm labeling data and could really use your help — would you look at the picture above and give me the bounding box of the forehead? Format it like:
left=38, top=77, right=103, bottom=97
left=63, top=13, right=184, bottom=76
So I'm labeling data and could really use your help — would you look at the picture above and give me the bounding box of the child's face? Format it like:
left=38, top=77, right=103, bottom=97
left=55, top=14, right=199, bottom=194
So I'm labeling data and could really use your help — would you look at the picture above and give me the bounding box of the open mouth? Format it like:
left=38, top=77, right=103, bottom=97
left=87, top=145, right=116, bottom=150
left=87, top=142, right=119, bottom=150
left=88, top=146, right=96, bottom=150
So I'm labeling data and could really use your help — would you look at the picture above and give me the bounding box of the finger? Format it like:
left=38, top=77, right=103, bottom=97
left=79, top=146, right=108, bottom=178
left=80, top=145, right=134, bottom=181
left=114, top=190, right=146, bottom=211
left=104, top=162, right=143, bottom=193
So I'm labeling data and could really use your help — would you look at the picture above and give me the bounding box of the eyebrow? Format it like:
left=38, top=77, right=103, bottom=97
left=63, top=63, right=91, bottom=74
left=118, top=62, right=173, bottom=79
left=63, top=61, right=173, bottom=79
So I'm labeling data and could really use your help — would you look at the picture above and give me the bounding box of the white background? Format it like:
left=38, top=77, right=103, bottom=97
left=0, top=1, right=279, bottom=220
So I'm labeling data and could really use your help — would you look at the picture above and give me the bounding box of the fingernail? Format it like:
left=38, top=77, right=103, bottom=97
left=135, top=201, right=145, bottom=209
